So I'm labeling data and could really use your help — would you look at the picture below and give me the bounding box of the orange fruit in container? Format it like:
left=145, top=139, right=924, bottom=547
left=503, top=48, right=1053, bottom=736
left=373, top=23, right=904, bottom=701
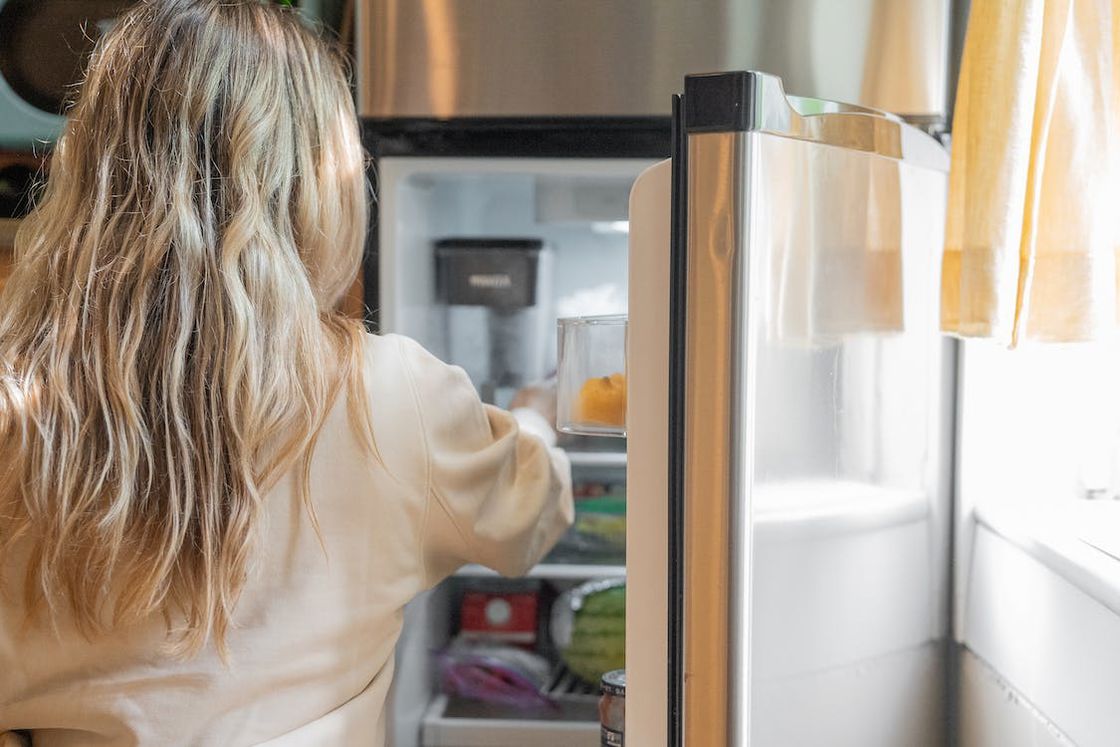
left=576, top=373, right=627, bottom=427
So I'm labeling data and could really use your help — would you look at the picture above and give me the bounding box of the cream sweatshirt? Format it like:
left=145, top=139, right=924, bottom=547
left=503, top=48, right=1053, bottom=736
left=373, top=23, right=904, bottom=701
left=0, top=334, right=574, bottom=746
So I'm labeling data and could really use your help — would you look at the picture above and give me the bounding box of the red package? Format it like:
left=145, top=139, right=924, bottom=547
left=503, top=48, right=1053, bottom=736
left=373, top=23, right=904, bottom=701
left=460, top=590, right=539, bottom=645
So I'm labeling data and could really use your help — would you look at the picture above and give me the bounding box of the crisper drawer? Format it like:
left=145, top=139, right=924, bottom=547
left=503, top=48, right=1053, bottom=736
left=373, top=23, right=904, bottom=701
left=421, top=694, right=599, bottom=747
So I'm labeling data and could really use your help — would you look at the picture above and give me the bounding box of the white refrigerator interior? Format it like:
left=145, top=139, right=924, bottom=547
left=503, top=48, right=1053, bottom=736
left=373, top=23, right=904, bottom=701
left=377, top=157, right=651, bottom=376
left=376, top=155, right=654, bottom=746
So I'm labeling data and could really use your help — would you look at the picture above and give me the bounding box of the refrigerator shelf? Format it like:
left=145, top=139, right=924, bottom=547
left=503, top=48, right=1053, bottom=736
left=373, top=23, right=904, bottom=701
left=545, top=666, right=600, bottom=697
left=564, top=450, right=627, bottom=469
left=422, top=669, right=600, bottom=747
left=421, top=694, right=599, bottom=747
left=454, top=562, right=625, bottom=581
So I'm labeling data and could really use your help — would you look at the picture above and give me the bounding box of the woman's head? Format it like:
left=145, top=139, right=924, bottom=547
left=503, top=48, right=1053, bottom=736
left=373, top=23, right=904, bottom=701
left=60, top=0, right=366, bottom=306
left=0, top=0, right=369, bottom=655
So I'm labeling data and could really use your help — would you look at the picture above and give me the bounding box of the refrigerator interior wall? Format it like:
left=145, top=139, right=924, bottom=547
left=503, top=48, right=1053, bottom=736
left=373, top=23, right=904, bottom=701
left=378, top=158, right=649, bottom=382
left=376, top=156, right=653, bottom=747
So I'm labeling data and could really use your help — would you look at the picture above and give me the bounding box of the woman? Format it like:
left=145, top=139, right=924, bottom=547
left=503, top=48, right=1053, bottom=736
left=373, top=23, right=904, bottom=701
left=0, top=1, right=572, bottom=744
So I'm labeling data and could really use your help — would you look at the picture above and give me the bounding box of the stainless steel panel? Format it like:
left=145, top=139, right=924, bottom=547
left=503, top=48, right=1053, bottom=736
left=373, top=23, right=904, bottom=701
left=357, top=0, right=951, bottom=120
left=681, top=130, right=751, bottom=746
left=689, top=71, right=949, bottom=171
left=681, top=88, right=950, bottom=746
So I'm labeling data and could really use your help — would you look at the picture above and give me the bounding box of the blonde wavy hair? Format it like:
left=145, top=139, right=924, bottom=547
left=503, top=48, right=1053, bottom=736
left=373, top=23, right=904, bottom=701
left=0, top=0, right=370, bottom=656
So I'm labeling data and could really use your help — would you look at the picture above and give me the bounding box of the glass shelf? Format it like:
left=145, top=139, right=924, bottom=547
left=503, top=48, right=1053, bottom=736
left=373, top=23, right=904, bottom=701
left=564, top=450, right=626, bottom=469
left=455, top=563, right=625, bottom=581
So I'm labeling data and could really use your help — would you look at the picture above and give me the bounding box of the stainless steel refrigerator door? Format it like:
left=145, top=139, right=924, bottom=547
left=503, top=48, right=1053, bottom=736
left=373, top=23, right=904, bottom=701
left=676, top=72, right=950, bottom=745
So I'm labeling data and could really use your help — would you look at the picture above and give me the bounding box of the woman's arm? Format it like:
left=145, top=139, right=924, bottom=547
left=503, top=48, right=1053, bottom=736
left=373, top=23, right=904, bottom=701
left=395, top=337, right=574, bottom=585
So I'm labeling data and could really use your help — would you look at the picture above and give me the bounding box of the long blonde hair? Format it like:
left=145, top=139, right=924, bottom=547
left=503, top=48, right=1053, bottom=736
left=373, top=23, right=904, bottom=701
left=0, top=0, right=370, bottom=656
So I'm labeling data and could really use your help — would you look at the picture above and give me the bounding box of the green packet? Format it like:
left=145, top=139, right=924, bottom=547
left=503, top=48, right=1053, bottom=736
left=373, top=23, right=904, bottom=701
left=575, top=494, right=626, bottom=516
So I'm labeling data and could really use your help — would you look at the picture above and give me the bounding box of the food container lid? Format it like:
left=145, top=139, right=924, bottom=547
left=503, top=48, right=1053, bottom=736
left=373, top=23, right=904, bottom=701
left=601, top=669, right=627, bottom=697
left=435, top=237, right=545, bottom=253
left=556, top=313, right=627, bottom=328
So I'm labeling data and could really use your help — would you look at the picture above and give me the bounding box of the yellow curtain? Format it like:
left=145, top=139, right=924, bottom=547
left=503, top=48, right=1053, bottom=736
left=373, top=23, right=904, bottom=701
left=941, top=0, right=1120, bottom=346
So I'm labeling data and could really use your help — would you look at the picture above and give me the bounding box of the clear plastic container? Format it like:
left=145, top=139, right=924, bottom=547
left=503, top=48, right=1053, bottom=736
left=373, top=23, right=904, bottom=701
left=556, top=315, right=627, bottom=437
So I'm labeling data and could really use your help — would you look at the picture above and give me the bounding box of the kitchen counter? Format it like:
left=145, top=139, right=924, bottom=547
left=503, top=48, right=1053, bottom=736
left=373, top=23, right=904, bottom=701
left=973, top=499, right=1120, bottom=616
left=962, top=500, right=1120, bottom=746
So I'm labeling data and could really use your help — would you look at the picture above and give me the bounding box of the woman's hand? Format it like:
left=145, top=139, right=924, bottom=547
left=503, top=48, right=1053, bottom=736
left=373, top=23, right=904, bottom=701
left=508, top=379, right=559, bottom=447
left=508, top=381, right=558, bottom=430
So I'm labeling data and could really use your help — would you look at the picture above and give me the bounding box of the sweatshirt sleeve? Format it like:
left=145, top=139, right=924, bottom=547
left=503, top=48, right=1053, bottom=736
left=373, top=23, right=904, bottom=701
left=396, top=336, right=574, bottom=585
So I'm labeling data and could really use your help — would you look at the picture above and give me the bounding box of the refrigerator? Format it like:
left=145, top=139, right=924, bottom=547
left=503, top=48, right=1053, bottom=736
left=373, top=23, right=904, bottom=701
left=357, top=4, right=958, bottom=745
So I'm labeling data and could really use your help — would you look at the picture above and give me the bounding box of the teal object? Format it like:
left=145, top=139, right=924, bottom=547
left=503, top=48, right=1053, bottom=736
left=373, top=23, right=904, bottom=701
left=0, top=0, right=65, bottom=149
left=0, top=73, right=63, bottom=150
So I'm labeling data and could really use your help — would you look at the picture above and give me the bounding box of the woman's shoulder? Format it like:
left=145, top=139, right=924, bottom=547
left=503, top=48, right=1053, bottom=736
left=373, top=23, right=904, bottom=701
left=357, top=332, right=485, bottom=431
left=359, top=331, right=425, bottom=357
left=358, top=332, right=462, bottom=385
